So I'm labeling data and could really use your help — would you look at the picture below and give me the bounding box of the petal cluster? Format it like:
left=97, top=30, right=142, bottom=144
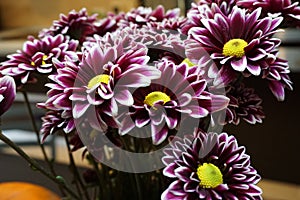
left=237, top=0, right=300, bottom=28
left=118, top=5, right=181, bottom=29
left=0, top=76, right=16, bottom=116
left=162, top=130, right=262, bottom=199
left=187, top=6, right=282, bottom=78
left=224, top=84, right=265, bottom=125
left=39, top=8, right=98, bottom=43
left=120, top=60, right=229, bottom=145
left=0, top=34, right=78, bottom=86
left=183, top=2, right=293, bottom=104
left=38, top=56, right=81, bottom=138
left=262, top=57, right=293, bottom=101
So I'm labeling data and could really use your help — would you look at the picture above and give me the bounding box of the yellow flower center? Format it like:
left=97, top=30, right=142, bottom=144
left=87, top=74, right=110, bottom=89
left=31, top=55, right=48, bottom=66
left=181, top=58, right=196, bottom=67
left=42, top=55, right=48, bottom=65
left=197, top=163, right=223, bottom=188
left=222, top=39, right=248, bottom=58
left=144, top=91, right=171, bottom=107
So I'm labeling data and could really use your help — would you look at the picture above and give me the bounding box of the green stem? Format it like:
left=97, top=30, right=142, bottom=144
left=0, top=120, right=80, bottom=200
left=64, top=134, right=91, bottom=200
left=22, top=91, right=66, bottom=196
left=121, top=135, right=143, bottom=200
left=89, top=156, right=103, bottom=198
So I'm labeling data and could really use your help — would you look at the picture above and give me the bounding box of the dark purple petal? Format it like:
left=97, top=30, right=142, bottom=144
left=0, top=76, right=16, bottom=116
left=151, top=123, right=169, bottom=145
left=268, top=80, right=285, bottom=101
left=230, top=7, right=245, bottom=38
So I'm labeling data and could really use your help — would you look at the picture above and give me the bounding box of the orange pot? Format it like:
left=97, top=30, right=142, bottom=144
left=0, top=182, right=60, bottom=200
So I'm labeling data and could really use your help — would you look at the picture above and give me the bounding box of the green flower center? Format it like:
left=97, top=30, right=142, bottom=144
left=144, top=91, right=171, bottom=107
left=223, top=39, right=248, bottom=58
left=197, top=163, right=223, bottom=188
left=181, top=58, right=196, bottom=67
left=87, top=74, right=110, bottom=89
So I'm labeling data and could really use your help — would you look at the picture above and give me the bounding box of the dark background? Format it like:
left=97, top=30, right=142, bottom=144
left=224, top=72, right=300, bottom=185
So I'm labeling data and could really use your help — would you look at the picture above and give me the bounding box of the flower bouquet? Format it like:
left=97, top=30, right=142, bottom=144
left=0, top=0, right=298, bottom=199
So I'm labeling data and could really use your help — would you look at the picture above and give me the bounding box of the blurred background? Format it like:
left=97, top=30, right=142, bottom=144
left=0, top=1, right=299, bottom=199
left=0, top=0, right=192, bottom=30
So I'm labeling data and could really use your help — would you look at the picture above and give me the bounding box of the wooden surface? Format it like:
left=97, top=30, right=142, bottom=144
left=258, top=179, right=300, bottom=200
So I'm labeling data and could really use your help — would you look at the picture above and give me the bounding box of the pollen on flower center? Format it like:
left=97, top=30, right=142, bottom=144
left=223, top=39, right=248, bottom=58
left=144, top=91, right=171, bottom=107
left=181, top=58, right=196, bottom=67
left=87, top=74, right=110, bottom=89
left=197, top=163, right=223, bottom=188
left=42, top=55, right=48, bottom=65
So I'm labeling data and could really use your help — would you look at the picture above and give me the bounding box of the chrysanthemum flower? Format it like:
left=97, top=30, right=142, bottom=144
left=0, top=34, right=78, bottom=86
left=119, top=5, right=180, bottom=28
left=39, top=8, right=97, bottom=43
left=37, top=56, right=81, bottom=139
left=70, top=33, right=161, bottom=132
left=237, top=0, right=300, bottom=28
left=224, top=84, right=265, bottom=125
left=94, top=12, right=125, bottom=37
left=162, top=130, right=262, bottom=199
left=262, top=57, right=293, bottom=101
left=120, top=61, right=229, bottom=145
left=124, top=25, right=186, bottom=64
left=0, top=76, right=16, bottom=116
left=199, top=0, right=237, bottom=6
left=39, top=111, right=68, bottom=141
left=147, top=17, right=187, bottom=32
left=182, top=1, right=235, bottom=35
left=186, top=5, right=283, bottom=86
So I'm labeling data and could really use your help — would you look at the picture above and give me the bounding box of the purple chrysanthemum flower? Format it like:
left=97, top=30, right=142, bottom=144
left=237, top=0, right=300, bottom=28
left=147, top=17, right=187, bottom=32
left=182, top=1, right=235, bottom=35
left=122, top=25, right=186, bottom=64
left=224, top=84, right=265, bottom=125
left=70, top=33, right=161, bottom=132
left=199, top=0, right=237, bottom=6
left=37, top=56, right=81, bottom=139
left=87, top=22, right=187, bottom=66
left=39, top=8, right=97, bottom=44
left=0, top=34, right=78, bottom=86
left=262, top=57, right=293, bottom=101
left=0, top=76, right=16, bottom=116
left=118, top=5, right=180, bottom=28
left=162, top=130, right=262, bottom=199
left=94, top=12, right=125, bottom=37
left=120, top=61, right=229, bottom=145
left=186, top=5, right=283, bottom=86
left=39, top=111, right=68, bottom=141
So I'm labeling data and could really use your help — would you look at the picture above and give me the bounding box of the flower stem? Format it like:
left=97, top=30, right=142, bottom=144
left=22, top=91, right=66, bottom=196
left=89, top=156, right=103, bottom=198
left=0, top=118, right=80, bottom=200
left=121, top=135, right=143, bottom=200
left=64, top=134, right=91, bottom=200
